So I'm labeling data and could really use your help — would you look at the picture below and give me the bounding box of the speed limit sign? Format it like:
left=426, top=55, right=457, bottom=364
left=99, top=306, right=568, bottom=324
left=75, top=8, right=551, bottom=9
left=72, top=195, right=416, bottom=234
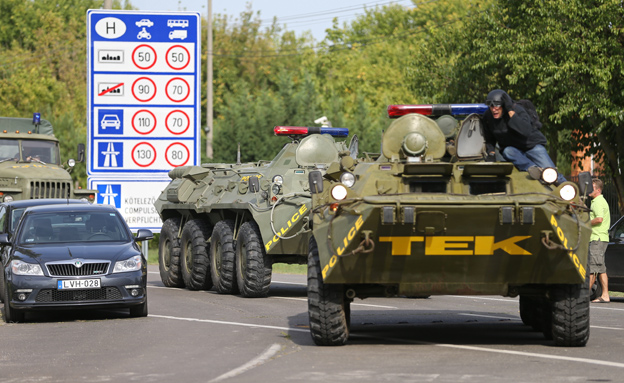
left=166, top=45, right=190, bottom=70
left=131, top=141, right=157, bottom=167
left=132, top=77, right=157, bottom=102
left=165, top=77, right=190, bottom=102
left=165, top=142, right=190, bottom=167
left=132, top=44, right=157, bottom=70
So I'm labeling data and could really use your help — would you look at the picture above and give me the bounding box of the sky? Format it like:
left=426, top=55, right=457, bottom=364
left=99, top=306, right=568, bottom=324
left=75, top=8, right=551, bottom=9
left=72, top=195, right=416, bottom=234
left=126, top=0, right=412, bottom=42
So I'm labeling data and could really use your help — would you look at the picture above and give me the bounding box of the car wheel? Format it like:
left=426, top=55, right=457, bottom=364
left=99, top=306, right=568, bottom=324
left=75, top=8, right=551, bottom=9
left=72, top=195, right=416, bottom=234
left=210, top=220, right=238, bottom=294
left=590, top=279, right=602, bottom=301
left=3, top=282, right=25, bottom=323
left=158, top=217, right=184, bottom=287
left=236, top=221, right=272, bottom=298
left=307, top=236, right=349, bottom=346
left=129, top=296, right=148, bottom=318
left=180, top=219, right=213, bottom=291
left=0, top=270, right=5, bottom=303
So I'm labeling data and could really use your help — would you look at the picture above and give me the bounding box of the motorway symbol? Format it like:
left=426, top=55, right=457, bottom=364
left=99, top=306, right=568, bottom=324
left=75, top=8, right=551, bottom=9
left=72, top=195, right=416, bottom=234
left=131, top=77, right=157, bottom=102
left=165, top=110, right=190, bottom=134
left=132, top=44, right=157, bottom=70
left=131, top=109, right=156, bottom=135
left=98, top=82, right=124, bottom=96
left=165, top=77, right=190, bottom=102
left=131, top=142, right=157, bottom=167
left=99, top=142, right=123, bottom=167
left=97, top=183, right=121, bottom=207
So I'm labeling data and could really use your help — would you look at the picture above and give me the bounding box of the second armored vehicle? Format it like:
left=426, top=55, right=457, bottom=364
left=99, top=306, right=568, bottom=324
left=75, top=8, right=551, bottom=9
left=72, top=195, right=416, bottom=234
left=155, top=126, right=355, bottom=297
left=307, top=104, right=592, bottom=347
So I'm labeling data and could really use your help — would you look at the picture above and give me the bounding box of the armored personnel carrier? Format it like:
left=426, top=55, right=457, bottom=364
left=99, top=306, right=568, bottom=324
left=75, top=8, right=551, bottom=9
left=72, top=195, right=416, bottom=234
left=155, top=126, right=354, bottom=298
left=307, top=104, right=592, bottom=347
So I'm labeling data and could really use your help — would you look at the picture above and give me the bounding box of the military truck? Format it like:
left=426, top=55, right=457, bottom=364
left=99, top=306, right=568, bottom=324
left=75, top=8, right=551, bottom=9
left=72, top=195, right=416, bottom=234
left=307, top=104, right=592, bottom=347
left=0, top=114, right=95, bottom=202
left=155, top=126, right=355, bottom=298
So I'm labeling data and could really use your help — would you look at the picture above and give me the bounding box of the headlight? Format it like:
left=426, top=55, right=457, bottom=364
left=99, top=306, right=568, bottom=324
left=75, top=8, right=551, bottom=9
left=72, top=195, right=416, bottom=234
left=272, top=175, right=283, bottom=185
left=11, top=260, right=43, bottom=276
left=541, top=168, right=558, bottom=184
left=559, top=184, right=577, bottom=201
left=331, top=185, right=348, bottom=201
left=113, top=255, right=142, bottom=273
left=271, top=183, right=282, bottom=195
left=4, top=195, right=13, bottom=202
left=68, top=158, right=76, bottom=168
left=340, top=172, right=355, bottom=188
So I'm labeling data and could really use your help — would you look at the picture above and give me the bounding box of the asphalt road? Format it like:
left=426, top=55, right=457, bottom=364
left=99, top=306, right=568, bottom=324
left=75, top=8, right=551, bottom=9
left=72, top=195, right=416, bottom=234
left=1, top=265, right=623, bottom=383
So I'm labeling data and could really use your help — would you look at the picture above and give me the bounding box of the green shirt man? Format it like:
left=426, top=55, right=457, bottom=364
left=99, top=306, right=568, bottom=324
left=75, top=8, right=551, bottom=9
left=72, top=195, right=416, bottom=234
left=589, top=178, right=611, bottom=303
left=590, top=193, right=610, bottom=241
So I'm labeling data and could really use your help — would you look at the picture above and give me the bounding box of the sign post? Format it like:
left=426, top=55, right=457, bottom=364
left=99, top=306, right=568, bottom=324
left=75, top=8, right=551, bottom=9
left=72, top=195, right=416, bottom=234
left=87, top=10, right=201, bottom=232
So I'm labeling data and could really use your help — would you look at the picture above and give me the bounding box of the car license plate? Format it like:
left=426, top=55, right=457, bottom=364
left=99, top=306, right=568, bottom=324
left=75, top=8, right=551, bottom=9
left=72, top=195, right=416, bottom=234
left=57, top=279, right=101, bottom=290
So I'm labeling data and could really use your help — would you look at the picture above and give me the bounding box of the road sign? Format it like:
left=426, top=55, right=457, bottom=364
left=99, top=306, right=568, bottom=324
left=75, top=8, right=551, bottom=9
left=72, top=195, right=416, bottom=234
left=87, top=10, right=200, bottom=176
left=88, top=177, right=170, bottom=232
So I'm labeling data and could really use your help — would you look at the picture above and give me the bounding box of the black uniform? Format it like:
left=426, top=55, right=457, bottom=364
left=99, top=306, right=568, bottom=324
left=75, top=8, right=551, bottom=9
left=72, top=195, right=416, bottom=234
left=482, top=104, right=547, bottom=154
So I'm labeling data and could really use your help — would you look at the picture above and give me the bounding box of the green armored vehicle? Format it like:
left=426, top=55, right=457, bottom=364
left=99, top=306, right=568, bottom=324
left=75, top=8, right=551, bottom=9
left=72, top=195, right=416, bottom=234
left=0, top=114, right=95, bottom=202
left=307, top=103, right=592, bottom=347
left=155, top=126, right=354, bottom=298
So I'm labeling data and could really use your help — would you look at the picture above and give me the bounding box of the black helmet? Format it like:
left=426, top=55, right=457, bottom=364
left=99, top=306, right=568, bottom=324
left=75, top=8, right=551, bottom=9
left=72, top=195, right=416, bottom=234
left=485, top=89, right=507, bottom=107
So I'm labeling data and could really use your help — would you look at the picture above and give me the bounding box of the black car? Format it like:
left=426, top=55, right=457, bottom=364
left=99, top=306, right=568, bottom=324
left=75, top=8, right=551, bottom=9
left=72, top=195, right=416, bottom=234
left=0, top=198, right=89, bottom=302
left=591, top=216, right=624, bottom=299
left=2, top=204, right=152, bottom=322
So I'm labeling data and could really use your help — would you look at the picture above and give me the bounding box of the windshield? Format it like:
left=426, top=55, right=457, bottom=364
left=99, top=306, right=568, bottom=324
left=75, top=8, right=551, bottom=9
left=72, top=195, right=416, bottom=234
left=18, top=211, right=130, bottom=244
left=0, top=139, right=20, bottom=161
left=21, top=140, right=60, bottom=164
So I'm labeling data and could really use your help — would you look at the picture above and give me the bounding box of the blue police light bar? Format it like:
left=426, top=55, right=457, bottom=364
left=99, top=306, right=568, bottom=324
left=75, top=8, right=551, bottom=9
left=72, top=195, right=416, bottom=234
left=32, top=112, right=41, bottom=125
left=274, top=126, right=349, bottom=137
left=387, top=104, right=489, bottom=118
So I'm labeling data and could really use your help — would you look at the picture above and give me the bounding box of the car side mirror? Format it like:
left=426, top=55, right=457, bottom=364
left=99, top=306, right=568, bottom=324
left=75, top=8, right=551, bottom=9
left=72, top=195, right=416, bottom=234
left=578, top=171, right=593, bottom=196
left=134, top=229, right=153, bottom=242
left=0, top=233, right=11, bottom=245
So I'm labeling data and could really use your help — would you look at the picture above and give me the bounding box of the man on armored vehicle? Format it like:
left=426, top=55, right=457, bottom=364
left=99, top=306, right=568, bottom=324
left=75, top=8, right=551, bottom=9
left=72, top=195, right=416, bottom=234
left=307, top=103, right=592, bottom=347
left=155, top=125, right=355, bottom=298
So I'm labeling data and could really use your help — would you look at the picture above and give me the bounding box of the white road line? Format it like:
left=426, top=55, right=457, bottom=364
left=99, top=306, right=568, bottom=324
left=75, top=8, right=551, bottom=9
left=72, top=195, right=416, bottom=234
left=271, top=281, right=306, bottom=286
left=208, top=343, right=282, bottom=383
left=270, top=296, right=397, bottom=309
left=149, top=314, right=309, bottom=333
left=449, top=296, right=518, bottom=303
left=152, top=313, right=624, bottom=369
left=590, top=305, right=624, bottom=311
left=591, top=325, right=623, bottom=330
left=458, top=313, right=519, bottom=321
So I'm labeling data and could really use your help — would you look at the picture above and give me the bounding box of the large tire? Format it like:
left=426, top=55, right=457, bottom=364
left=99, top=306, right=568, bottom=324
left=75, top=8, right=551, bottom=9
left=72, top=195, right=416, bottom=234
left=158, top=218, right=184, bottom=287
left=180, top=219, right=213, bottom=291
left=129, top=295, right=148, bottom=318
left=307, top=236, right=349, bottom=346
left=210, top=220, right=238, bottom=294
left=236, top=221, right=272, bottom=298
left=546, top=279, right=590, bottom=347
left=3, top=282, right=25, bottom=323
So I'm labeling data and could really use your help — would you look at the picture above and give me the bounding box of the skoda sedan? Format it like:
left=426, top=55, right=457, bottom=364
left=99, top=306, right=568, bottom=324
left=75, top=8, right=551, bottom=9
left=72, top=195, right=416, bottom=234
left=2, top=204, right=152, bottom=322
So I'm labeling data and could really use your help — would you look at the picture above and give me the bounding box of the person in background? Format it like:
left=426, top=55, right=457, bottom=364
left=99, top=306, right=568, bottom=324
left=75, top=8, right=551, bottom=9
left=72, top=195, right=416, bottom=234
left=589, top=178, right=610, bottom=303
left=482, top=89, right=567, bottom=185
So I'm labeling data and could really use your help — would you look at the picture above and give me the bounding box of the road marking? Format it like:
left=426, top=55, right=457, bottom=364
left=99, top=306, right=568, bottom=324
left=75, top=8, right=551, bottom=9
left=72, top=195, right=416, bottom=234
left=271, top=281, right=306, bottom=286
left=449, top=296, right=518, bottom=303
left=270, top=296, right=397, bottom=309
left=590, top=306, right=624, bottom=312
left=208, top=343, right=282, bottom=383
left=458, top=313, right=519, bottom=320
left=591, top=325, right=623, bottom=330
left=149, top=314, right=309, bottom=333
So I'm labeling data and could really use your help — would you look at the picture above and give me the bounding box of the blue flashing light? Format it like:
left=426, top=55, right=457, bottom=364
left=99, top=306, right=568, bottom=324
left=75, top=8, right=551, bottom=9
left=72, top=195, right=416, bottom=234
left=449, top=104, right=489, bottom=115
left=320, top=127, right=349, bottom=137
left=32, top=112, right=41, bottom=125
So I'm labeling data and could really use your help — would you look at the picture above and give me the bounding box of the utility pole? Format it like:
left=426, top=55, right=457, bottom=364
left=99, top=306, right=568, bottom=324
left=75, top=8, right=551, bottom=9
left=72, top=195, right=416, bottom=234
left=206, top=0, right=213, bottom=159
left=103, top=0, right=112, bottom=9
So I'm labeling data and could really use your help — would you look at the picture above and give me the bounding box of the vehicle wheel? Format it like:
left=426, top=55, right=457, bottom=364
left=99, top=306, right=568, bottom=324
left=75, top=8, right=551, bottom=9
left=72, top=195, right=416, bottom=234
left=236, top=221, right=272, bottom=298
left=0, top=270, right=5, bottom=303
left=180, top=219, right=213, bottom=291
left=210, top=220, right=238, bottom=294
left=545, top=279, right=590, bottom=347
left=307, top=236, right=349, bottom=346
left=3, top=282, right=24, bottom=323
left=158, top=217, right=184, bottom=287
left=519, top=295, right=537, bottom=328
left=129, top=296, right=148, bottom=318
